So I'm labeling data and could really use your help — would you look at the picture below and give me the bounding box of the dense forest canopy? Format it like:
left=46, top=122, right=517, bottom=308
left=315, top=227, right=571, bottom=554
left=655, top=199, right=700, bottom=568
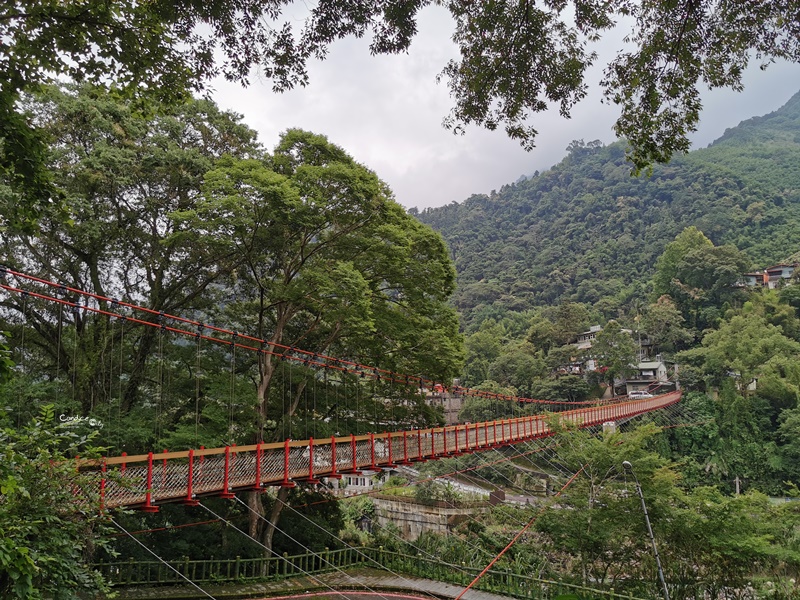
left=417, top=89, right=800, bottom=329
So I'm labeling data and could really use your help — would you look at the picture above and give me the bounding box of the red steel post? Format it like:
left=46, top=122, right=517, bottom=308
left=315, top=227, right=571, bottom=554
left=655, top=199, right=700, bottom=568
left=307, top=438, right=320, bottom=484
left=184, top=449, right=199, bottom=505
left=350, top=434, right=361, bottom=474
left=253, top=443, right=263, bottom=491
left=220, top=446, right=235, bottom=498
left=281, top=439, right=295, bottom=488
left=142, top=452, right=159, bottom=512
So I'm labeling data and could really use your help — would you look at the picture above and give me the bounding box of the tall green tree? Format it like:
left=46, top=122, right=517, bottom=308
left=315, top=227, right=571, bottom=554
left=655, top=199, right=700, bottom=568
left=679, top=314, right=800, bottom=395
left=653, top=227, right=750, bottom=330
left=0, top=0, right=285, bottom=228
left=0, top=406, right=113, bottom=599
left=0, top=85, right=259, bottom=431
left=180, top=128, right=463, bottom=552
left=653, top=227, right=715, bottom=299
left=641, top=295, right=695, bottom=354
left=463, top=320, right=505, bottom=386
left=4, top=1, right=800, bottom=226
left=553, top=302, right=591, bottom=346
left=185, top=129, right=462, bottom=441
left=590, top=320, right=637, bottom=389
left=488, top=342, right=547, bottom=396
left=536, top=424, right=677, bottom=590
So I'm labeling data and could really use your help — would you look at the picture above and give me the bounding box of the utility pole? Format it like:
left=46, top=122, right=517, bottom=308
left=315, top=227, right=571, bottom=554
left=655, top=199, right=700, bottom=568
left=623, top=461, right=670, bottom=600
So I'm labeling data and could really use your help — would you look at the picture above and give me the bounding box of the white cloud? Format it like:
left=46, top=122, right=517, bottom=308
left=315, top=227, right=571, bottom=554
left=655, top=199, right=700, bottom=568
left=210, top=6, right=800, bottom=210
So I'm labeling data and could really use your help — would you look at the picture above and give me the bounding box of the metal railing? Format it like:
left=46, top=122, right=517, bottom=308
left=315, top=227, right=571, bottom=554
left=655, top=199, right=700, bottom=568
left=95, top=546, right=648, bottom=600
left=84, top=391, right=682, bottom=511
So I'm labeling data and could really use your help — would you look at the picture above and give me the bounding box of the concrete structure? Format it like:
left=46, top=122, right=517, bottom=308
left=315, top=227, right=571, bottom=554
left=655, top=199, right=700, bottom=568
left=425, top=387, right=465, bottom=425
left=575, top=325, right=603, bottom=351
left=372, top=494, right=490, bottom=541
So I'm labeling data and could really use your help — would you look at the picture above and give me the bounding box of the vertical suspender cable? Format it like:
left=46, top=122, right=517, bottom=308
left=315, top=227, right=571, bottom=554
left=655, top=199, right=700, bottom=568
left=228, top=334, right=237, bottom=441
left=373, top=376, right=378, bottom=430
left=16, top=293, right=28, bottom=427
left=107, top=313, right=115, bottom=434
left=195, top=329, right=202, bottom=447
left=335, top=372, right=340, bottom=436
left=56, top=301, right=63, bottom=405
left=303, top=369, right=308, bottom=439
left=71, top=301, right=80, bottom=406
left=312, top=369, right=317, bottom=438
left=156, top=316, right=169, bottom=445
left=281, top=359, right=286, bottom=440
left=355, top=378, right=360, bottom=436
left=287, top=359, right=292, bottom=439
left=116, top=319, right=125, bottom=448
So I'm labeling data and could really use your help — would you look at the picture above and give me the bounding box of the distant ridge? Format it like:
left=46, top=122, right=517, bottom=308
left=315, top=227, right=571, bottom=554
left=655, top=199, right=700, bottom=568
left=416, top=90, right=800, bottom=327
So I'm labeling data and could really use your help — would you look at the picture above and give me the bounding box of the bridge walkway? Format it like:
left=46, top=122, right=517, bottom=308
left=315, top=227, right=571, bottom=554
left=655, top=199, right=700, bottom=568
left=113, top=567, right=513, bottom=600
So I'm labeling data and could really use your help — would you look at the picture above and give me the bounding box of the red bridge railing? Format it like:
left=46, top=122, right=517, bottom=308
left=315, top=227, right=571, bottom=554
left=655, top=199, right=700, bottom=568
left=84, top=391, right=681, bottom=510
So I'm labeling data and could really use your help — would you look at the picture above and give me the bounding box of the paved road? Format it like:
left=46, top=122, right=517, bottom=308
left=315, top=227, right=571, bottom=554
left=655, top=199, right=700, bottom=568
left=114, top=567, right=512, bottom=600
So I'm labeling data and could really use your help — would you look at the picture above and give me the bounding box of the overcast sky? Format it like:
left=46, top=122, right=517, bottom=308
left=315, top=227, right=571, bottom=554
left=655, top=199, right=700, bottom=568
left=210, top=5, right=800, bottom=211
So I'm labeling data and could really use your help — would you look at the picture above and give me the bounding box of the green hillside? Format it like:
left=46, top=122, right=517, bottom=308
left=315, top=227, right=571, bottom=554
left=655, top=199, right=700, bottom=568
left=416, top=90, right=800, bottom=328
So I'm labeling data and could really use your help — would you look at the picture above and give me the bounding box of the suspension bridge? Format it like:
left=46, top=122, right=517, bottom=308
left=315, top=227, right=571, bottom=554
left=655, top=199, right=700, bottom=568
left=87, top=391, right=680, bottom=510
left=0, top=266, right=683, bottom=511
left=2, top=267, right=686, bottom=600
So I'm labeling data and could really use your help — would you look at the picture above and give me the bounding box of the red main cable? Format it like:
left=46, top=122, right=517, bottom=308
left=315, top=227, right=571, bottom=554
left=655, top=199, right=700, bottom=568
left=454, top=464, right=587, bottom=600
left=0, top=267, right=606, bottom=407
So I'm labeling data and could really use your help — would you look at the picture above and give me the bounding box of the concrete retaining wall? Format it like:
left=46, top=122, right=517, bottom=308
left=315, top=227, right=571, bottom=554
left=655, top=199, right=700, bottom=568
left=372, top=495, right=490, bottom=541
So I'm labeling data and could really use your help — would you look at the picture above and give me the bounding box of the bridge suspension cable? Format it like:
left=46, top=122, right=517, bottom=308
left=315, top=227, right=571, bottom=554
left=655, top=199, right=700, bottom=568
left=1, top=266, right=618, bottom=407
left=110, top=518, right=218, bottom=599
left=230, top=495, right=459, bottom=592
left=454, top=465, right=587, bottom=600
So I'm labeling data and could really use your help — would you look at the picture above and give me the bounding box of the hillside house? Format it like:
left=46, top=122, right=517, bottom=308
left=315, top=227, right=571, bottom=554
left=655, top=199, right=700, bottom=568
left=330, top=469, right=384, bottom=496
left=574, top=325, right=602, bottom=351
left=625, top=357, right=678, bottom=396
left=740, top=263, right=798, bottom=289
left=766, top=264, right=797, bottom=287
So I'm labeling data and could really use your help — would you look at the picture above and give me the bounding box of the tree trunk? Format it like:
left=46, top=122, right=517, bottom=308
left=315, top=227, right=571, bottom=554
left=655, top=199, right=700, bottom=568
left=262, top=486, right=291, bottom=555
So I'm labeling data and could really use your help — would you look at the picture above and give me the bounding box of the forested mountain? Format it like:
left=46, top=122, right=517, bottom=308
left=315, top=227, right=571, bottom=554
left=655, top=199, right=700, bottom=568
left=416, top=90, right=800, bottom=328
